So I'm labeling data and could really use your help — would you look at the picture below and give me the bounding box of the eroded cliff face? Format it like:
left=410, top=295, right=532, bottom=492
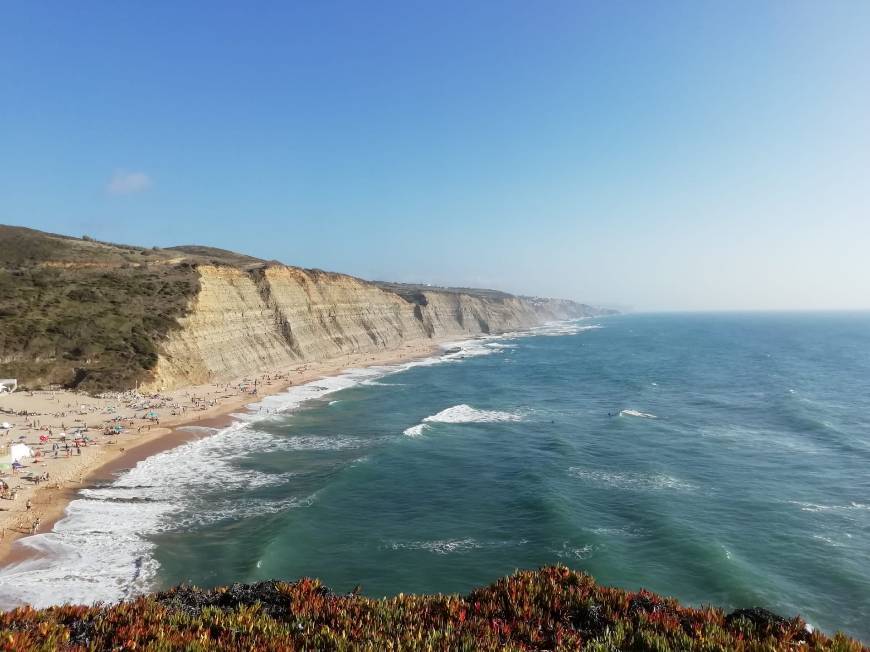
left=147, top=265, right=597, bottom=390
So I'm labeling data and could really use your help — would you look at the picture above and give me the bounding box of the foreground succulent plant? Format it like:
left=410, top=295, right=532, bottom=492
left=1, top=566, right=866, bottom=651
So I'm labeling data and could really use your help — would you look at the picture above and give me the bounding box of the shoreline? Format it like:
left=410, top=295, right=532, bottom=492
left=0, top=340, right=445, bottom=569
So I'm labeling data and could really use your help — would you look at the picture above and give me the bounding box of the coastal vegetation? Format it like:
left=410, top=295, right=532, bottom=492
left=1, top=567, right=864, bottom=651
left=0, top=226, right=201, bottom=391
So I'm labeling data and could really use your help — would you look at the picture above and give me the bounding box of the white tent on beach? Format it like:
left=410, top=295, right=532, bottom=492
left=9, top=443, right=33, bottom=464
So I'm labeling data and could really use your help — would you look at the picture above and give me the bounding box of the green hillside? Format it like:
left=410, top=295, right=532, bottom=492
left=0, top=226, right=204, bottom=391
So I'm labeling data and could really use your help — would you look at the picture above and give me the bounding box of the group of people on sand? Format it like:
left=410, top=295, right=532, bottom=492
left=22, top=498, right=40, bottom=535
left=30, top=471, right=50, bottom=485
left=0, top=479, right=17, bottom=501
left=0, top=481, right=39, bottom=538
left=46, top=440, right=82, bottom=458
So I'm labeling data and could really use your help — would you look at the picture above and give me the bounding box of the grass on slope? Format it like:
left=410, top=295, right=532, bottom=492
left=0, top=262, right=199, bottom=391
left=1, top=567, right=865, bottom=651
left=0, top=226, right=203, bottom=391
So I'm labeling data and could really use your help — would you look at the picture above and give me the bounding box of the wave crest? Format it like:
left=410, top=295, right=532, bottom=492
left=403, top=423, right=430, bottom=437
left=619, top=409, right=657, bottom=419
left=423, top=404, right=524, bottom=424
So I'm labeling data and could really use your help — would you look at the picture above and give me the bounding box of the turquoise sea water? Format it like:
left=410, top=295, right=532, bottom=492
left=3, top=313, right=869, bottom=641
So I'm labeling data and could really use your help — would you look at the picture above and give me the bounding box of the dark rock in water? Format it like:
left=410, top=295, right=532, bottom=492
left=725, top=607, right=788, bottom=634
left=444, top=347, right=462, bottom=355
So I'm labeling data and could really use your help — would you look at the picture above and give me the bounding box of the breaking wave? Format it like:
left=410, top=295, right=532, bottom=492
left=423, top=404, right=524, bottom=424
left=403, top=423, right=430, bottom=437
left=619, top=409, right=658, bottom=419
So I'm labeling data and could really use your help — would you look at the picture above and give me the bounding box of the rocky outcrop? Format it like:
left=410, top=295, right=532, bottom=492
left=147, top=265, right=604, bottom=390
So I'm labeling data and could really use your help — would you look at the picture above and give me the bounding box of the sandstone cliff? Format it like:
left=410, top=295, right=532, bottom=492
left=147, top=266, right=603, bottom=390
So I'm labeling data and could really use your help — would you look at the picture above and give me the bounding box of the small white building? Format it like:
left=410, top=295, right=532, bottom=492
left=0, top=379, right=17, bottom=393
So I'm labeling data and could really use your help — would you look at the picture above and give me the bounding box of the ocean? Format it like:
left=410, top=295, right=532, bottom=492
left=1, top=312, right=869, bottom=641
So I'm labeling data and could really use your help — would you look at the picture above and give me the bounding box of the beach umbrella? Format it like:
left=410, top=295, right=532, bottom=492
left=12, top=461, right=22, bottom=469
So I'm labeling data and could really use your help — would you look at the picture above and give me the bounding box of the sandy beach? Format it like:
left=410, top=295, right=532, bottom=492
left=0, top=341, right=442, bottom=567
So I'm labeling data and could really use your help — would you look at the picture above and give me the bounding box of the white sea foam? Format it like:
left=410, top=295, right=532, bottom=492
left=789, top=501, right=870, bottom=514
left=385, top=538, right=528, bottom=554
left=402, top=403, right=524, bottom=435
left=569, top=467, right=698, bottom=492
left=554, top=543, right=594, bottom=560
left=387, top=538, right=482, bottom=554
left=239, top=430, right=368, bottom=452
left=586, top=525, right=646, bottom=538
left=423, top=404, right=524, bottom=424
left=0, top=499, right=170, bottom=608
left=700, top=425, right=821, bottom=455
left=403, top=423, right=430, bottom=437
left=527, top=322, right=602, bottom=337
left=174, top=495, right=311, bottom=530
left=439, top=339, right=500, bottom=360
left=812, top=534, right=846, bottom=548
left=619, top=409, right=658, bottom=419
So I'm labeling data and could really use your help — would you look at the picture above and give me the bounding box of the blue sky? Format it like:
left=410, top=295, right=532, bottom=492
left=2, top=2, right=868, bottom=310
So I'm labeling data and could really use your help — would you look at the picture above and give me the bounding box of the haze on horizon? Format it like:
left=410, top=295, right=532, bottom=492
left=2, top=2, right=868, bottom=312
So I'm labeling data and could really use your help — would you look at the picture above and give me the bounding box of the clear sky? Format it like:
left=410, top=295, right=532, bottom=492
left=2, top=2, right=868, bottom=311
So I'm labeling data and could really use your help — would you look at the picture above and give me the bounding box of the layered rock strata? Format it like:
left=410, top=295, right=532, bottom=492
left=147, top=265, right=597, bottom=390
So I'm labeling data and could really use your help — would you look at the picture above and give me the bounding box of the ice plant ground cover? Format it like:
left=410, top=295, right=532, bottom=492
left=1, top=567, right=865, bottom=651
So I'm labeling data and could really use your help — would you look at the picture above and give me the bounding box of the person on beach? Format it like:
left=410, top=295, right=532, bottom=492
left=26, top=498, right=32, bottom=511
